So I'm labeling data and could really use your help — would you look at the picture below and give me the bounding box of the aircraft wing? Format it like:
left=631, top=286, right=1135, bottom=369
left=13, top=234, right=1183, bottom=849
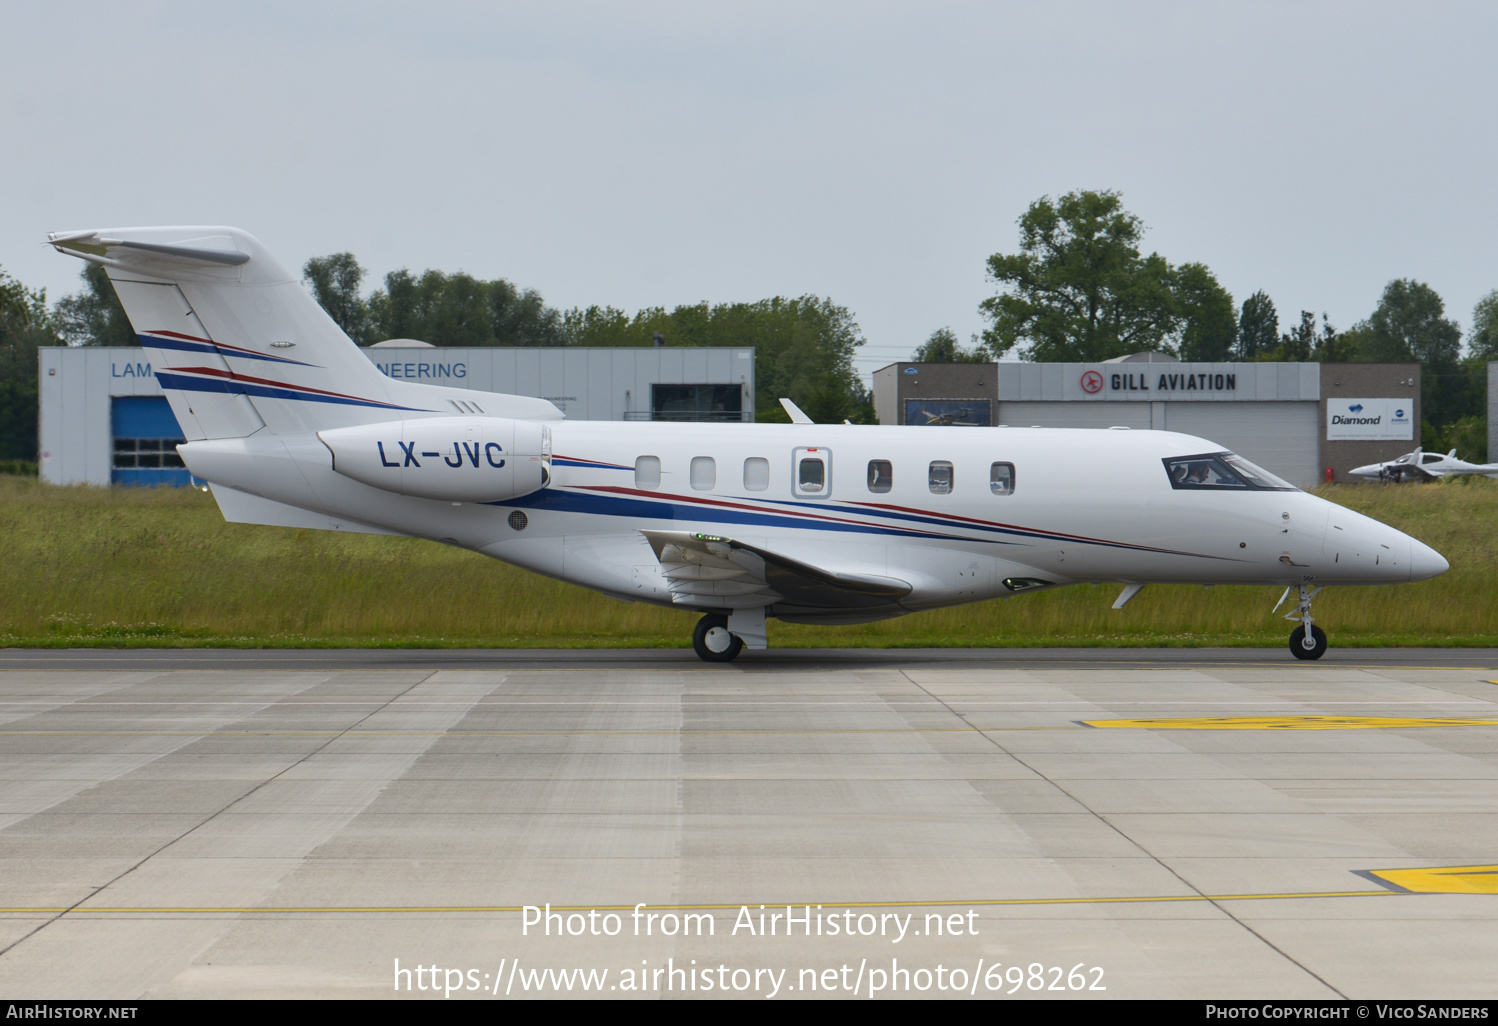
left=640, top=530, right=911, bottom=613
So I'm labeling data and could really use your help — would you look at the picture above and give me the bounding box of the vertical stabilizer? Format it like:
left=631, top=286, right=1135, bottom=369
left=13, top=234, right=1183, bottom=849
left=49, top=227, right=421, bottom=437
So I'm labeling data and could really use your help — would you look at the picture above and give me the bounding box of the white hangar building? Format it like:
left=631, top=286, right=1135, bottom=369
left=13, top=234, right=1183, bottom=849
left=873, top=353, right=1423, bottom=490
left=38, top=342, right=756, bottom=487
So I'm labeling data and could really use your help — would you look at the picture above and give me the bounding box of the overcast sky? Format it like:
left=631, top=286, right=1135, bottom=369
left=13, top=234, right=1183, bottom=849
left=3, top=1, right=1495, bottom=380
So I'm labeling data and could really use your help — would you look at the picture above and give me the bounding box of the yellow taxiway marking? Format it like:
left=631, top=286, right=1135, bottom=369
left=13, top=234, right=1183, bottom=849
left=0, top=890, right=1396, bottom=916
left=0, top=727, right=1081, bottom=737
left=1083, top=715, right=1498, bottom=730
left=1365, top=865, right=1498, bottom=895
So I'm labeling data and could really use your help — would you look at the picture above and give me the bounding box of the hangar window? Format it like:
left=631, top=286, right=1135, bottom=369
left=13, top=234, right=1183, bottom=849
left=650, top=384, right=744, bottom=422
left=110, top=396, right=191, bottom=487
left=113, top=438, right=185, bottom=470
left=929, top=461, right=953, bottom=495
left=635, top=455, right=661, bottom=490
left=990, top=462, right=1015, bottom=495
left=1164, top=452, right=1295, bottom=491
left=867, top=460, right=892, bottom=493
left=743, top=457, right=769, bottom=491
left=690, top=456, right=716, bottom=490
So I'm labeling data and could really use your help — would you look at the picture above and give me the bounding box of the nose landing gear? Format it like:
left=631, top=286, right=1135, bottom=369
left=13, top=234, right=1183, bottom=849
left=1290, top=623, right=1327, bottom=660
left=1277, top=584, right=1327, bottom=660
left=692, top=613, right=744, bottom=663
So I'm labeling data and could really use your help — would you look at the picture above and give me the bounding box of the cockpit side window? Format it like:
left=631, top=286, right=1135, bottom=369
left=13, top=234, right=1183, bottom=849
left=1422, top=453, right=1442, bottom=465
left=1163, top=452, right=1296, bottom=491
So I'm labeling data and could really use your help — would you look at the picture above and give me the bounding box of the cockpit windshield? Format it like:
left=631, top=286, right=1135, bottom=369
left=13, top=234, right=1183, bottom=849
left=1163, top=451, right=1297, bottom=491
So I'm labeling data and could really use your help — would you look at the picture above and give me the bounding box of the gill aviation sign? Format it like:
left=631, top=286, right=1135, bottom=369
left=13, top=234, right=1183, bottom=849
left=1063, top=363, right=1267, bottom=401
left=1080, top=368, right=1238, bottom=395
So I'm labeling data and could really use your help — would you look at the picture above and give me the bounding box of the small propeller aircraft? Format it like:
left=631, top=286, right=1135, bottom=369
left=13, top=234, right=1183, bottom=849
left=1349, top=447, right=1498, bottom=483
left=49, top=226, right=1449, bottom=662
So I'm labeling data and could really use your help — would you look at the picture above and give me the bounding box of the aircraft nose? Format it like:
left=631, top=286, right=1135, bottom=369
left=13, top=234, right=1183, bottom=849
left=1409, top=538, right=1449, bottom=581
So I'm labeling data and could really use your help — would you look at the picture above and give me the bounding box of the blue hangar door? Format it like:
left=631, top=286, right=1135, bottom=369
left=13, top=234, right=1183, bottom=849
left=111, top=397, right=192, bottom=486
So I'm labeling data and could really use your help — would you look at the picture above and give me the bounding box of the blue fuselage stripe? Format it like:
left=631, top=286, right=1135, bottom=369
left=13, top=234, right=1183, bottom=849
left=154, top=371, right=419, bottom=410
left=496, top=489, right=953, bottom=540
left=140, top=334, right=313, bottom=365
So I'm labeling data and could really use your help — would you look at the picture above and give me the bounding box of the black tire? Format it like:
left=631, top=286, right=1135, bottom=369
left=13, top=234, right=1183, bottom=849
left=692, top=614, right=744, bottom=663
left=1289, top=624, right=1328, bottom=660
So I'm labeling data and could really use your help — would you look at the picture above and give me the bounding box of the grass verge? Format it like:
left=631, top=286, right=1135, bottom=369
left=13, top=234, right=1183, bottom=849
left=1, top=475, right=1494, bottom=649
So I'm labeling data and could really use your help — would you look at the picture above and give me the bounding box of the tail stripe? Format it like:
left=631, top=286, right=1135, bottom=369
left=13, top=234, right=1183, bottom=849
left=141, top=329, right=317, bottom=367
left=156, top=367, right=432, bottom=411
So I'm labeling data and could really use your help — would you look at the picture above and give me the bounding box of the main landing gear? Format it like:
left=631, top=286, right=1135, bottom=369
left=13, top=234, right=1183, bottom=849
left=692, top=613, right=744, bottom=663
left=1277, top=584, right=1328, bottom=660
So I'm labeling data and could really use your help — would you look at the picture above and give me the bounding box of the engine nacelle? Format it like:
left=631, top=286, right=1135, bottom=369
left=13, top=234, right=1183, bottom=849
left=318, top=417, right=550, bottom=502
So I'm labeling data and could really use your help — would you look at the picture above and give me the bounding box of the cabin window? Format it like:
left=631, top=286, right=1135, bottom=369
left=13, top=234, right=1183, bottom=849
left=635, top=455, right=661, bottom=490
left=799, top=457, right=825, bottom=492
left=690, top=456, right=716, bottom=490
left=743, top=457, right=769, bottom=491
left=791, top=447, right=831, bottom=497
left=928, top=461, right=953, bottom=494
left=867, top=460, right=892, bottom=493
left=990, top=462, right=1015, bottom=495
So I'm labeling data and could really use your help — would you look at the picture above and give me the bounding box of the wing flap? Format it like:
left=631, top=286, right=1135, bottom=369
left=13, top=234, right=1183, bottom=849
left=641, top=530, right=911, bottom=612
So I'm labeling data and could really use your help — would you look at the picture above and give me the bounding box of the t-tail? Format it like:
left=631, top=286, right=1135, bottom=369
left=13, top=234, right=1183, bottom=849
left=49, top=226, right=561, bottom=534
left=47, top=226, right=560, bottom=438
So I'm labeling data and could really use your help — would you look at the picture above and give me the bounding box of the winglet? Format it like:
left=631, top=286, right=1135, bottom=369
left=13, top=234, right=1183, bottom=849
left=779, top=397, right=814, bottom=424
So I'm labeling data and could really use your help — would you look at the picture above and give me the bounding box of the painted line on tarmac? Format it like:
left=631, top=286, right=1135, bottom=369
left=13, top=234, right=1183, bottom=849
left=0, top=890, right=1401, bottom=916
left=0, top=727, right=1081, bottom=737
left=1360, top=864, right=1498, bottom=895
left=1083, top=715, right=1498, bottom=730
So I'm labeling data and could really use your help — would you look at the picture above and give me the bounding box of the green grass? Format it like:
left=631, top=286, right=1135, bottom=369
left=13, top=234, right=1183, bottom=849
left=0, top=474, right=1494, bottom=649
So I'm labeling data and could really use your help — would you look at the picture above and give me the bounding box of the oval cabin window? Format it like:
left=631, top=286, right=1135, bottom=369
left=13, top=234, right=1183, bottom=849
left=635, top=455, right=661, bottom=490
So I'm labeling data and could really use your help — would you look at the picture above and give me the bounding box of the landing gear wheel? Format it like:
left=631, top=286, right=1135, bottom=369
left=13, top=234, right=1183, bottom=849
left=1289, top=624, right=1327, bottom=660
left=692, top=614, right=743, bottom=663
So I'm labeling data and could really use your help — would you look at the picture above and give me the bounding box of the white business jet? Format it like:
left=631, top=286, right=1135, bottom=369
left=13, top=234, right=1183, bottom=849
left=1349, top=447, right=1498, bottom=483
left=49, top=227, right=1449, bottom=662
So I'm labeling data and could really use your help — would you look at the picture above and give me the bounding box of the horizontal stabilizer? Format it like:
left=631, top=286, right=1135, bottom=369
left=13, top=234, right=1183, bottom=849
left=49, top=230, right=252, bottom=276
left=209, top=484, right=408, bottom=536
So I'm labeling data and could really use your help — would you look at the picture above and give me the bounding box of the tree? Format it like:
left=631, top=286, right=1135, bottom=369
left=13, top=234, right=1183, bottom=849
left=302, top=253, right=370, bottom=345
left=1470, top=289, right=1498, bottom=361
left=1172, top=263, right=1237, bottom=361
left=1358, top=279, right=1462, bottom=366
left=911, top=327, right=986, bottom=363
left=301, top=252, right=872, bottom=422
left=1237, top=291, right=1278, bottom=359
left=1446, top=415, right=1487, bottom=464
left=1259, top=311, right=1349, bottom=363
left=0, top=269, right=60, bottom=462
left=53, top=263, right=134, bottom=347
left=563, top=296, right=870, bottom=423
left=1352, top=279, right=1464, bottom=428
left=1310, top=315, right=1359, bottom=363
left=364, top=267, right=567, bottom=348
left=300, top=252, right=570, bottom=349
left=979, top=190, right=1190, bottom=362
left=1274, top=311, right=1317, bottom=362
